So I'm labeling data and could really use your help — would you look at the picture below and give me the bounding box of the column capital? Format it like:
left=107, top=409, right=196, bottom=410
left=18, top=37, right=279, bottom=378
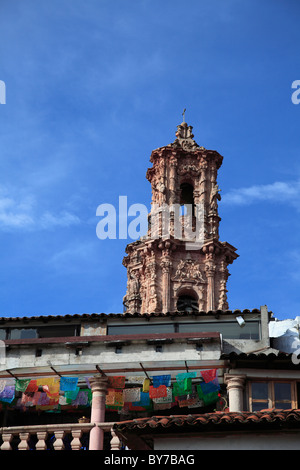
left=89, top=376, right=109, bottom=394
left=224, top=374, right=246, bottom=390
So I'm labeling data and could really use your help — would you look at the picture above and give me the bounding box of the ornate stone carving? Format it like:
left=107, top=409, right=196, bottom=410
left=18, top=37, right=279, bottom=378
left=170, top=122, right=204, bottom=152
left=123, top=119, right=238, bottom=314
left=172, top=259, right=205, bottom=284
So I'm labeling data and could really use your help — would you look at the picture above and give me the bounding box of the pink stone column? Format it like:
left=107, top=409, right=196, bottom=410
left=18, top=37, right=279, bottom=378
left=89, top=377, right=108, bottom=450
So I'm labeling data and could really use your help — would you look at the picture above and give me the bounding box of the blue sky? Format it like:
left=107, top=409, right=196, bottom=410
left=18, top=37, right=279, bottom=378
left=0, top=0, right=299, bottom=320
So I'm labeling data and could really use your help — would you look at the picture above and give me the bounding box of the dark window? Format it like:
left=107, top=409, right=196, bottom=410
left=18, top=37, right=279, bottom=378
left=250, top=382, right=269, bottom=411
left=8, top=325, right=80, bottom=340
left=10, top=328, right=38, bottom=340
left=37, top=325, right=80, bottom=338
left=108, top=321, right=260, bottom=339
left=107, top=323, right=174, bottom=335
left=252, top=382, right=268, bottom=399
left=274, top=382, right=292, bottom=409
left=179, top=321, right=260, bottom=339
left=0, top=329, right=7, bottom=340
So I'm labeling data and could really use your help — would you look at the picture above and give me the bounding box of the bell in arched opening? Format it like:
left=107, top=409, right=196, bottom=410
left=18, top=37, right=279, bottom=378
left=177, top=293, right=199, bottom=313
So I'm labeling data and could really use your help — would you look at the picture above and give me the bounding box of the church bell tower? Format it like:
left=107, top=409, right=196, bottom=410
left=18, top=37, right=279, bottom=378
left=122, top=115, right=238, bottom=314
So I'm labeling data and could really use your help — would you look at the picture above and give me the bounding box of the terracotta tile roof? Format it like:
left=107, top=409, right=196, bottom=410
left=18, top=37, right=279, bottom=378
left=114, top=410, right=300, bottom=435
left=0, top=308, right=264, bottom=323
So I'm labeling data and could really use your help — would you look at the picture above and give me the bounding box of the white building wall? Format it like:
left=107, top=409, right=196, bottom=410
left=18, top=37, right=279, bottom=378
left=154, top=432, right=300, bottom=450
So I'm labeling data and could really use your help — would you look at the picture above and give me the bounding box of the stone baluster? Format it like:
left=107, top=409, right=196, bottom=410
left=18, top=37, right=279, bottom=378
left=53, top=430, right=65, bottom=450
left=1, top=432, right=13, bottom=450
left=110, top=429, right=121, bottom=450
left=18, top=432, right=30, bottom=450
left=36, top=431, right=48, bottom=450
left=71, top=429, right=83, bottom=451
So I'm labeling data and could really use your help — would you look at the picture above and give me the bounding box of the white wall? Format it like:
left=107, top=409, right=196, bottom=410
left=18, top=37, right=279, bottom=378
left=154, top=432, right=300, bottom=450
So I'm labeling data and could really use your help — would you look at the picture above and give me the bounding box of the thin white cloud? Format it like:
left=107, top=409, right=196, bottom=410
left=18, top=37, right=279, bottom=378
left=40, top=211, right=80, bottom=229
left=222, top=180, right=300, bottom=207
left=0, top=186, right=81, bottom=231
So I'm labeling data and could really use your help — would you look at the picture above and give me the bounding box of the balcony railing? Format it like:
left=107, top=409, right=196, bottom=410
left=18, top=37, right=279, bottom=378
left=0, top=422, right=120, bottom=450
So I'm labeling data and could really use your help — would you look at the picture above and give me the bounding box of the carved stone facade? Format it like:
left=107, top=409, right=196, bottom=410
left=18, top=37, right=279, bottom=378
left=122, top=119, right=238, bottom=314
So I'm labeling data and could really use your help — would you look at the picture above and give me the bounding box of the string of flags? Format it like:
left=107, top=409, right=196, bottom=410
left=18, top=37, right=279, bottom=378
left=0, top=376, right=92, bottom=412
left=0, top=369, right=220, bottom=413
left=105, top=369, right=220, bottom=412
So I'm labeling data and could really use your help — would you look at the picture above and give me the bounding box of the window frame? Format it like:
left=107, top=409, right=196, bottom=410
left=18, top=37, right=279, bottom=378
left=248, top=380, right=297, bottom=411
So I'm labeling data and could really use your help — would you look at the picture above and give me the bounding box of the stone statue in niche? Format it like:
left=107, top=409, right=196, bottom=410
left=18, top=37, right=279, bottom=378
left=210, top=183, right=221, bottom=212
left=128, top=271, right=140, bottom=295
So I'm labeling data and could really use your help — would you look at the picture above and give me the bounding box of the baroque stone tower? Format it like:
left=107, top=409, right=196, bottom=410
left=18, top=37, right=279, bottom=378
left=122, top=117, right=238, bottom=314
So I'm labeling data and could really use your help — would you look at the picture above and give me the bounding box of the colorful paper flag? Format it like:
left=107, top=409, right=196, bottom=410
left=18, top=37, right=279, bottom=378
left=127, top=376, right=145, bottom=384
left=152, top=375, right=171, bottom=388
left=149, top=385, right=167, bottom=399
left=107, top=376, right=126, bottom=389
left=65, top=387, right=80, bottom=403
left=123, top=388, right=141, bottom=403
left=201, top=369, right=217, bottom=383
left=15, top=379, right=31, bottom=392
left=25, top=380, right=38, bottom=392
left=60, top=377, right=78, bottom=392
left=142, top=378, right=150, bottom=393
left=176, top=372, right=197, bottom=381
left=133, top=391, right=151, bottom=408
left=0, top=385, right=15, bottom=403
left=196, top=383, right=219, bottom=406
left=173, top=378, right=192, bottom=396
left=152, top=387, right=173, bottom=404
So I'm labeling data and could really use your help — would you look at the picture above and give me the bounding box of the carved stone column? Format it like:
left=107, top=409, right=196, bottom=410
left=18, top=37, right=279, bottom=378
left=224, top=374, right=246, bottom=412
left=160, top=242, right=172, bottom=313
left=89, top=377, right=108, bottom=450
left=205, top=261, right=216, bottom=311
left=169, top=155, right=177, bottom=205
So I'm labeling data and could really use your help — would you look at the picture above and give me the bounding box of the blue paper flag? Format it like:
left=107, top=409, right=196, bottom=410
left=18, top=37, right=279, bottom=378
left=152, top=375, right=171, bottom=388
left=60, top=377, right=79, bottom=392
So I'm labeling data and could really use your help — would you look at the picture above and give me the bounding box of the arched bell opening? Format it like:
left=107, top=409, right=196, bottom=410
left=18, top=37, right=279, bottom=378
left=180, top=182, right=195, bottom=216
left=176, top=289, right=199, bottom=313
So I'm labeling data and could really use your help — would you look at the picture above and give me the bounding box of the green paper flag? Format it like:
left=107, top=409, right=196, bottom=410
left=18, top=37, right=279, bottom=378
left=173, top=378, right=192, bottom=396
left=15, top=379, right=31, bottom=392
